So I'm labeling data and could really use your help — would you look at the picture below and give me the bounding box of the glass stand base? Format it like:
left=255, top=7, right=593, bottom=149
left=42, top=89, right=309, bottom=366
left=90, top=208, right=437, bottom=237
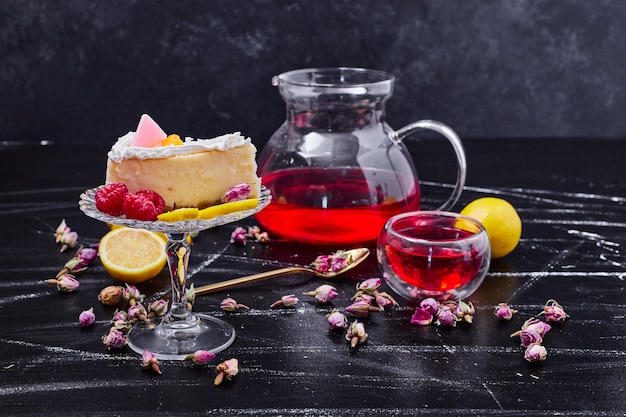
left=127, top=314, right=236, bottom=360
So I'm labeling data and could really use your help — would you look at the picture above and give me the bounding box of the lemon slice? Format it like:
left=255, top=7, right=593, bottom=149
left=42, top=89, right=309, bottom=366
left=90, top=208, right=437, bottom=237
left=99, top=227, right=167, bottom=284
left=157, top=207, right=200, bottom=222
left=199, top=198, right=259, bottom=220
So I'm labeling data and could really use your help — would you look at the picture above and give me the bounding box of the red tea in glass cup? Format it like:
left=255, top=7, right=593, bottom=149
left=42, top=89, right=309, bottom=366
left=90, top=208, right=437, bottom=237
left=377, top=211, right=491, bottom=301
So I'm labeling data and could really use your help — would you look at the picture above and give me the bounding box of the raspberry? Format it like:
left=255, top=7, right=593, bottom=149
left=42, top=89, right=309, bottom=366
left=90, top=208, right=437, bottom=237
left=136, top=190, right=166, bottom=215
left=95, top=183, right=129, bottom=216
left=122, top=193, right=162, bottom=221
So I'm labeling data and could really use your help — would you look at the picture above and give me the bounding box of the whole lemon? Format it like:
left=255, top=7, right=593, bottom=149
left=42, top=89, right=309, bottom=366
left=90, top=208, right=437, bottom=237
left=460, top=197, right=522, bottom=259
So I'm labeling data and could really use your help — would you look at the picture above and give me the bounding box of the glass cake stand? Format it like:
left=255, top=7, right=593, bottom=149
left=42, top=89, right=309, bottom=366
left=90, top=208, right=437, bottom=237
left=79, top=186, right=271, bottom=360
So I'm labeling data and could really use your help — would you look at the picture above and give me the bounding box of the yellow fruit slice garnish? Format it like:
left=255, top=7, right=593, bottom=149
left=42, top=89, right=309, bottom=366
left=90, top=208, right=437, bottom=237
left=460, top=197, right=522, bottom=259
left=199, top=198, right=259, bottom=220
left=160, top=134, right=183, bottom=146
left=99, top=227, right=167, bottom=284
left=157, top=207, right=200, bottom=222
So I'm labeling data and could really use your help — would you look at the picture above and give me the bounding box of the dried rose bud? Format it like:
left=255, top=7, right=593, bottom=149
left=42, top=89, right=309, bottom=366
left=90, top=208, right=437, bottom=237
left=345, top=320, right=368, bottom=348
left=255, top=231, right=270, bottom=243
left=98, top=285, right=124, bottom=306
left=494, top=302, right=518, bottom=321
left=185, top=284, right=196, bottom=310
left=511, top=318, right=551, bottom=338
left=355, top=278, right=382, bottom=295
left=55, top=219, right=71, bottom=243
left=303, top=284, right=339, bottom=303
left=111, top=309, right=131, bottom=332
left=230, top=227, right=247, bottom=245
left=59, top=231, right=78, bottom=253
left=127, top=304, right=148, bottom=323
left=516, top=328, right=543, bottom=347
left=58, top=246, right=99, bottom=277
left=147, top=299, right=169, bottom=318
left=524, top=343, right=547, bottom=363
left=345, top=299, right=382, bottom=317
left=102, top=328, right=127, bottom=349
left=184, top=349, right=216, bottom=365
left=123, top=284, right=144, bottom=305
left=311, top=255, right=331, bottom=273
left=375, top=291, right=399, bottom=308
left=45, top=274, right=80, bottom=292
left=410, top=307, right=434, bottom=325
left=270, top=294, right=299, bottom=309
left=311, top=250, right=352, bottom=273
left=220, top=297, right=249, bottom=312
left=222, top=183, right=251, bottom=203
left=352, top=293, right=374, bottom=304
left=542, top=299, right=569, bottom=323
left=79, top=307, right=95, bottom=327
left=435, top=306, right=457, bottom=327
left=326, top=309, right=349, bottom=329
left=420, top=298, right=440, bottom=316
left=454, top=300, right=475, bottom=323
left=214, top=358, right=239, bottom=386
left=248, top=226, right=261, bottom=236
left=141, top=350, right=162, bottom=375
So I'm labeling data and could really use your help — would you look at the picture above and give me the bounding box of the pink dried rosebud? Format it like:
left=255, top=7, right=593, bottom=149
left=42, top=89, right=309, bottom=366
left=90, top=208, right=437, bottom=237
left=55, top=219, right=71, bottom=243
left=311, top=255, right=331, bottom=273
left=345, top=298, right=382, bottom=317
left=542, top=299, right=570, bottom=323
left=454, top=300, right=475, bottom=323
left=255, top=231, right=270, bottom=243
left=410, top=307, right=434, bottom=325
left=524, top=343, right=548, bottom=363
left=375, top=291, right=399, bottom=308
left=516, top=329, right=543, bottom=347
left=58, top=246, right=99, bottom=276
left=98, top=285, right=124, bottom=306
left=79, top=307, right=95, bottom=327
left=326, top=309, right=349, bottom=329
left=111, top=309, right=130, bottom=331
left=420, top=298, right=440, bottom=315
left=185, top=284, right=196, bottom=309
left=127, top=304, right=148, bottom=323
left=270, top=294, right=299, bottom=308
left=303, top=284, right=339, bottom=303
left=184, top=349, right=217, bottom=365
left=512, top=318, right=551, bottom=338
left=494, top=302, right=518, bottom=321
left=123, top=284, right=144, bottom=305
left=45, top=274, right=80, bottom=292
left=59, top=230, right=78, bottom=253
left=345, top=320, right=368, bottom=348
left=435, top=307, right=457, bottom=327
left=102, top=328, right=127, bottom=349
left=230, top=227, right=248, bottom=245
left=214, top=358, right=239, bottom=386
left=220, top=297, right=249, bottom=312
left=355, top=278, right=382, bottom=295
left=222, top=183, right=251, bottom=203
left=141, top=350, right=162, bottom=375
left=147, top=299, right=169, bottom=317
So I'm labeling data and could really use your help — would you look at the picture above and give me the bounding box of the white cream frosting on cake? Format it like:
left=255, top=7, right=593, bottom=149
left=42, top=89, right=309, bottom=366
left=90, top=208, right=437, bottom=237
left=105, top=131, right=261, bottom=210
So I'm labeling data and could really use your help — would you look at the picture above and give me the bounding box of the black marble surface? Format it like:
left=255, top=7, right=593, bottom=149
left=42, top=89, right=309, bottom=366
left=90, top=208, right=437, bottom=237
left=0, top=138, right=625, bottom=416
left=2, top=0, right=626, bottom=147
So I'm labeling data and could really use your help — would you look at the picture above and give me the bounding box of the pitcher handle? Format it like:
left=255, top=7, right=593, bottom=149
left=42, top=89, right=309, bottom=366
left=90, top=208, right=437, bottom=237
left=390, top=120, right=467, bottom=211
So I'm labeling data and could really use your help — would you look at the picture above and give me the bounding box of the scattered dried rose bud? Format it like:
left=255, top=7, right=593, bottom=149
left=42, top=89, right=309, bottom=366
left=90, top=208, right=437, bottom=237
left=112, top=310, right=131, bottom=332
left=230, top=227, right=248, bottom=245
left=141, top=350, right=162, bottom=375
left=516, top=328, right=544, bottom=347
left=123, top=284, right=144, bottom=306
left=255, top=231, right=270, bottom=242
left=311, top=250, right=352, bottom=273
left=54, top=220, right=78, bottom=252
left=524, top=343, right=547, bottom=363
left=127, top=304, right=148, bottom=323
left=375, top=291, right=399, bottom=308
left=184, top=349, right=216, bottom=365
left=345, top=298, right=382, bottom=317
left=326, top=309, right=348, bottom=329
left=435, top=306, right=457, bottom=327
left=222, top=183, right=251, bottom=203
left=542, top=299, right=570, bottom=323
left=45, top=274, right=80, bottom=292
left=345, top=320, right=368, bottom=348
left=185, top=284, right=196, bottom=310
left=55, top=219, right=70, bottom=243
left=355, top=278, right=382, bottom=295
left=79, top=307, right=95, bottom=327
left=511, top=318, right=551, bottom=338
left=270, top=294, right=299, bottom=309
left=147, top=299, right=169, bottom=318
left=220, top=297, right=249, bottom=312
left=454, top=300, right=475, bottom=323
left=98, top=285, right=125, bottom=307
left=410, top=307, right=434, bottom=325
left=303, top=284, right=339, bottom=303
left=58, top=246, right=99, bottom=277
left=420, top=298, right=440, bottom=315
left=494, top=302, right=518, bottom=321
left=102, top=328, right=127, bottom=349
left=214, top=358, right=239, bottom=385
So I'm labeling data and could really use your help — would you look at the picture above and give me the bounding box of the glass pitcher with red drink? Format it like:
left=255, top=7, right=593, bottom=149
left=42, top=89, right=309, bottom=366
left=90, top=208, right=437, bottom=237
left=255, top=67, right=466, bottom=245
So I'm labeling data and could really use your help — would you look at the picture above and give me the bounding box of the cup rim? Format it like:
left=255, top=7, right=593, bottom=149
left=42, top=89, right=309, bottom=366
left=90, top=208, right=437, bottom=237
left=273, top=67, right=394, bottom=88
left=385, top=210, right=487, bottom=245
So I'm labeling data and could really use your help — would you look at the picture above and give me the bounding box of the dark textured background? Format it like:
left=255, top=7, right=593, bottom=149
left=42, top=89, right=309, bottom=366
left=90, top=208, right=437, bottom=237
left=1, top=0, right=625, bottom=148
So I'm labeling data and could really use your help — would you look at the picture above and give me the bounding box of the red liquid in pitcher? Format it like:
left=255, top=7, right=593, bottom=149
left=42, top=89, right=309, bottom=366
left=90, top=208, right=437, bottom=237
left=384, top=226, right=483, bottom=291
left=255, top=167, right=419, bottom=245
